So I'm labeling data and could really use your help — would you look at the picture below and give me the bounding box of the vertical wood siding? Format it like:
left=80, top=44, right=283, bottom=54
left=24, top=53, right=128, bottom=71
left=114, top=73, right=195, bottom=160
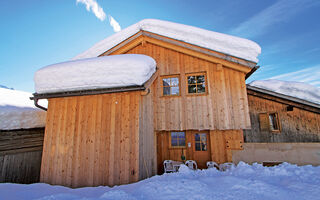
left=245, top=94, right=320, bottom=142
left=156, top=130, right=243, bottom=174
left=122, top=42, right=251, bottom=131
left=0, top=128, right=44, bottom=183
left=41, top=92, right=140, bottom=187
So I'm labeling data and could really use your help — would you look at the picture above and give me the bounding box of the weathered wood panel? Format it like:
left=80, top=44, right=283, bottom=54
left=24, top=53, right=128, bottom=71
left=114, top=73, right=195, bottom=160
left=121, top=42, right=251, bottom=131
left=0, top=128, right=44, bottom=183
left=41, top=92, right=141, bottom=187
left=245, top=94, right=320, bottom=143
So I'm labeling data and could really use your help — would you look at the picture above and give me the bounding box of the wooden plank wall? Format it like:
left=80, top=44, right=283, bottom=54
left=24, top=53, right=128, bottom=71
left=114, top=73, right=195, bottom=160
left=122, top=42, right=251, bottom=131
left=156, top=130, right=243, bottom=173
left=139, top=84, right=157, bottom=180
left=0, top=128, right=44, bottom=183
left=244, top=94, right=320, bottom=142
left=41, top=92, right=140, bottom=188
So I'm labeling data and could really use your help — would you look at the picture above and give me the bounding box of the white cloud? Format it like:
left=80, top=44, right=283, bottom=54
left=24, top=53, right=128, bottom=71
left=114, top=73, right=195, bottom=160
left=76, top=0, right=106, bottom=21
left=76, top=0, right=121, bottom=33
left=230, top=0, right=318, bottom=38
left=269, top=65, right=320, bottom=88
left=109, top=15, right=121, bottom=32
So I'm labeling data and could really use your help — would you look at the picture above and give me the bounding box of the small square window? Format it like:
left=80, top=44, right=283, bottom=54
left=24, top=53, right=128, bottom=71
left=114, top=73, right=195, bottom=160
left=269, top=113, right=280, bottom=131
left=187, top=73, right=207, bottom=94
left=161, top=76, right=180, bottom=96
left=171, top=132, right=185, bottom=147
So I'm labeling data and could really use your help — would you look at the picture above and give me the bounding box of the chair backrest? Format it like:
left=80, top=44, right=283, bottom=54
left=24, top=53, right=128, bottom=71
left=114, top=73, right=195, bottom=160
left=206, top=161, right=219, bottom=169
left=185, top=160, right=197, bottom=170
left=163, top=160, right=174, bottom=172
left=219, top=162, right=235, bottom=171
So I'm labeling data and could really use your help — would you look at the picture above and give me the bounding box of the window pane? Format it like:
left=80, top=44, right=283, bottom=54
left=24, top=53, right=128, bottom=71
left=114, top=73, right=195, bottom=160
left=269, top=114, right=278, bottom=130
left=195, top=143, right=201, bottom=151
left=197, top=83, right=206, bottom=93
left=171, top=139, right=178, bottom=146
left=171, top=78, right=179, bottom=86
left=188, top=85, right=197, bottom=93
left=171, top=132, right=185, bottom=147
left=195, top=133, right=200, bottom=141
left=171, top=87, right=179, bottom=95
left=163, top=78, right=170, bottom=87
left=202, top=143, right=207, bottom=151
left=188, top=76, right=196, bottom=84
left=196, top=75, right=205, bottom=84
left=163, top=87, right=170, bottom=95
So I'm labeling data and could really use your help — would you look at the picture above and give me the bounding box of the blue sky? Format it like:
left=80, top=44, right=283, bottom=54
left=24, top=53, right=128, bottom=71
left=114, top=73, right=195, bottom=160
left=1, top=0, right=320, bottom=92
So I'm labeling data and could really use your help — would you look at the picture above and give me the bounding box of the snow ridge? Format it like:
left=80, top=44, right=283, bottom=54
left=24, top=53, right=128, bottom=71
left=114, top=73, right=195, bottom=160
left=0, top=88, right=46, bottom=130
left=249, top=79, right=320, bottom=105
left=34, top=54, right=156, bottom=94
left=73, top=19, right=261, bottom=63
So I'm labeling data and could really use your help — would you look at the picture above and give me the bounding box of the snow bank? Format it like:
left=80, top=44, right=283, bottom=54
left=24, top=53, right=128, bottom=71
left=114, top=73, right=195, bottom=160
left=0, top=88, right=46, bottom=130
left=249, top=80, right=320, bottom=105
left=1, top=162, right=319, bottom=200
left=34, top=54, right=156, bottom=94
left=73, top=19, right=261, bottom=63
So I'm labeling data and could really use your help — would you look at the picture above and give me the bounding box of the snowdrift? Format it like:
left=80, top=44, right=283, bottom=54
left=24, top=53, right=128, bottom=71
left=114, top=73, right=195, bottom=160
left=0, top=162, right=319, bottom=200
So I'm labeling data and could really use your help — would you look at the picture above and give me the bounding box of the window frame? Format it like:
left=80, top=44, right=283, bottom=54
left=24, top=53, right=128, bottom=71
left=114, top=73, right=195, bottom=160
left=160, top=75, right=181, bottom=97
left=259, top=112, right=281, bottom=133
left=268, top=112, right=281, bottom=132
left=186, top=72, right=208, bottom=95
left=169, top=131, right=186, bottom=148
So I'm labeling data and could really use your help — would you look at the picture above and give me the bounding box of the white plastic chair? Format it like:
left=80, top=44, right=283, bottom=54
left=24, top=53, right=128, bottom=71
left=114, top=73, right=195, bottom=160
left=163, top=160, right=175, bottom=173
left=185, top=160, right=198, bottom=170
left=206, top=161, right=219, bottom=169
left=219, top=162, right=235, bottom=171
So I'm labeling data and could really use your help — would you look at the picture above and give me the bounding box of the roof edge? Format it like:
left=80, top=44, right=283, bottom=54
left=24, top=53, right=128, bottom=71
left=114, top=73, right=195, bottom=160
left=246, top=85, right=320, bottom=110
left=31, top=85, right=146, bottom=100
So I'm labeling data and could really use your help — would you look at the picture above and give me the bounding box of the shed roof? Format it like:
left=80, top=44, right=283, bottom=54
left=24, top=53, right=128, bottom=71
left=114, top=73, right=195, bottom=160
left=73, top=19, right=261, bottom=63
left=34, top=54, right=156, bottom=95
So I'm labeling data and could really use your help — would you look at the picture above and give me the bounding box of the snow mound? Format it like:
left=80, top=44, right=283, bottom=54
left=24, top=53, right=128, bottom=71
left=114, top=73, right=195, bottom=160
left=1, top=162, right=319, bottom=200
left=249, top=80, right=320, bottom=105
left=34, top=54, right=156, bottom=94
left=0, top=88, right=46, bottom=130
left=73, top=19, right=261, bottom=63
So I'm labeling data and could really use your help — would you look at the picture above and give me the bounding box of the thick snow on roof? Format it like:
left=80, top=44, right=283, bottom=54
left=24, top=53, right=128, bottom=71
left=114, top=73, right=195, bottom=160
left=35, top=54, right=156, bottom=94
left=0, top=88, right=46, bottom=130
left=249, top=80, right=320, bottom=105
left=1, top=162, right=320, bottom=200
left=73, top=19, right=261, bottom=63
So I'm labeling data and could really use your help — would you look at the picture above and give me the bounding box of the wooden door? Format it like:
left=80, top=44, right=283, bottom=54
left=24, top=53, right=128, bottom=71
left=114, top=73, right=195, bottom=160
left=192, top=132, right=211, bottom=169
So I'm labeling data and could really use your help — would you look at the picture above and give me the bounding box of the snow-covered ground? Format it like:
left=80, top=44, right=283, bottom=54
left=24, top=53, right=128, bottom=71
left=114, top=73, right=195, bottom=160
left=0, top=88, right=46, bottom=130
left=249, top=79, right=320, bottom=105
left=1, top=162, right=319, bottom=200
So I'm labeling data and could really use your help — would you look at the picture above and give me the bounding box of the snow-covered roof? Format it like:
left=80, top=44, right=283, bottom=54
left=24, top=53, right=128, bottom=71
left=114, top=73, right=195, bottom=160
left=34, top=54, right=156, bottom=94
left=73, top=19, right=261, bottom=63
left=249, top=80, right=320, bottom=105
left=0, top=88, right=46, bottom=130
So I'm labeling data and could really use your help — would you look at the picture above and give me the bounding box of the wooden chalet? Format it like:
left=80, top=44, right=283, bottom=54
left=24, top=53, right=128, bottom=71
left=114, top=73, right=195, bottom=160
left=232, top=85, right=320, bottom=166
left=32, top=19, right=261, bottom=187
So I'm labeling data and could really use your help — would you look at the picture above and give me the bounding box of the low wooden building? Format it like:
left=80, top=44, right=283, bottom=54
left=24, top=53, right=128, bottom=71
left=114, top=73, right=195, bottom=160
left=232, top=85, right=320, bottom=166
left=0, top=87, right=46, bottom=183
left=33, top=19, right=261, bottom=187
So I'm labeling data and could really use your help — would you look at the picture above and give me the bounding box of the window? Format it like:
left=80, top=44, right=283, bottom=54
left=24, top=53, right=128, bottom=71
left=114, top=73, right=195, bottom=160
left=268, top=113, right=280, bottom=131
left=161, top=76, right=180, bottom=96
left=170, top=132, right=185, bottom=147
left=259, top=112, right=281, bottom=132
left=194, top=133, right=207, bottom=151
left=187, top=73, right=207, bottom=94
